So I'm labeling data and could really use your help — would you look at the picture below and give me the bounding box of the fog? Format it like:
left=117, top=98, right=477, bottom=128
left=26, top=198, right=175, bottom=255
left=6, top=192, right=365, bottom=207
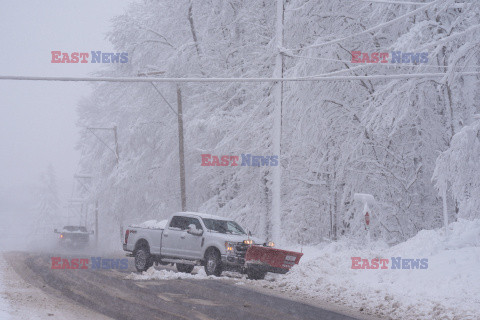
left=0, top=0, right=131, bottom=251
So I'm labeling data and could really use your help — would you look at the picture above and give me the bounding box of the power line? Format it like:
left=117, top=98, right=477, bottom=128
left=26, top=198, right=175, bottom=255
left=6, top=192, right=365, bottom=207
left=295, top=0, right=441, bottom=51
left=362, top=0, right=434, bottom=5
left=1, top=72, right=479, bottom=83
left=149, top=82, right=178, bottom=115
left=417, top=24, right=480, bottom=51
left=285, top=54, right=480, bottom=70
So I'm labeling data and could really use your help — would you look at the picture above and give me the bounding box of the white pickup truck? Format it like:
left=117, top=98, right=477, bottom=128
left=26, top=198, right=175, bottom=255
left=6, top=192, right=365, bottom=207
left=123, top=211, right=303, bottom=280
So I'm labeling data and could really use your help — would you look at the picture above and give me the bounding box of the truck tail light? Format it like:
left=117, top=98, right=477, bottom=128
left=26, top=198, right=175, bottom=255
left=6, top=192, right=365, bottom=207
left=125, top=229, right=130, bottom=244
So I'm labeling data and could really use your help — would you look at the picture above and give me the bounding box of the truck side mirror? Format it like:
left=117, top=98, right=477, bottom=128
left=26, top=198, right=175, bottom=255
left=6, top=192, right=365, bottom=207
left=187, top=224, right=203, bottom=236
left=248, top=230, right=252, bottom=237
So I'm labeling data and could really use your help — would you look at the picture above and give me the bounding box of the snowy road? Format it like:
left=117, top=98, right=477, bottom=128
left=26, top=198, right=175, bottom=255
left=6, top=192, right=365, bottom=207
left=3, top=252, right=359, bottom=320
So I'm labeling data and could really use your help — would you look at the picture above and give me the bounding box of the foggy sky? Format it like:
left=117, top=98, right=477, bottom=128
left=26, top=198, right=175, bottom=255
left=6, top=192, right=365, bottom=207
left=0, top=1, right=132, bottom=216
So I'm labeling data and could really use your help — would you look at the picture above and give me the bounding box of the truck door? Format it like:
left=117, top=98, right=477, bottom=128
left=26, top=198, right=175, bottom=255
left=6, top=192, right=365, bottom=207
left=161, top=216, right=188, bottom=257
left=183, top=217, right=204, bottom=259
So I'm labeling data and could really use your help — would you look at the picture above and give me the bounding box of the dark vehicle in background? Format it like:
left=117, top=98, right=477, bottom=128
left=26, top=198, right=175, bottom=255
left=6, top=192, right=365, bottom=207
left=54, top=226, right=94, bottom=249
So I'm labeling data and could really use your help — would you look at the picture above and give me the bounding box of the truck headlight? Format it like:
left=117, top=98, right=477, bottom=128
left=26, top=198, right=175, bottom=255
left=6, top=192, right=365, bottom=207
left=225, top=241, right=235, bottom=253
left=243, top=239, right=253, bottom=245
left=266, top=241, right=274, bottom=247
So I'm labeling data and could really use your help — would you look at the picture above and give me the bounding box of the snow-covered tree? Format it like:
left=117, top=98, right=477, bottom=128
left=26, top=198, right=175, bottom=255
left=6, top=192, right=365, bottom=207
left=433, top=116, right=480, bottom=220
left=76, top=0, right=480, bottom=245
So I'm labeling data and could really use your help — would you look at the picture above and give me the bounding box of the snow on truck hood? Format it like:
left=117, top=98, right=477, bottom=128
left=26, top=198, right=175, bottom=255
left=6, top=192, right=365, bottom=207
left=208, top=232, right=264, bottom=244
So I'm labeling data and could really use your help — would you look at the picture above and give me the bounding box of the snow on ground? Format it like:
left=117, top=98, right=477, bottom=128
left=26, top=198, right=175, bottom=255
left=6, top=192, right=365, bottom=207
left=0, top=254, right=12, bottom=319
left=126, top=266, right=211, bottom=280
left=251, top=219, right=480, bottom=320
left=126, top=266, right=244, bottom=281
left=124, top=219, right=480, bottom=319
left=0, top=252, right=112, bottom=320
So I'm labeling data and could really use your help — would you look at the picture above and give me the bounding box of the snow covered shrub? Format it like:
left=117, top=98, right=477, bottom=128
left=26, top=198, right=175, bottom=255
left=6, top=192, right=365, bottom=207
left=433, top=116, right=480, bottom=220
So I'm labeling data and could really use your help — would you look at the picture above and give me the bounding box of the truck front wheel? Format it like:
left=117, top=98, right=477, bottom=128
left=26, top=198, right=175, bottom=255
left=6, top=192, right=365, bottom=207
left=135, top=248, right=153, bottom=272
left=204, top=249, right=223, bottom=276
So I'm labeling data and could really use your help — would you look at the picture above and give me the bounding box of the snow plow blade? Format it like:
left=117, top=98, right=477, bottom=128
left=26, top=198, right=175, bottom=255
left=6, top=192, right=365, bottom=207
left=245, top=246, right=303, bottom=274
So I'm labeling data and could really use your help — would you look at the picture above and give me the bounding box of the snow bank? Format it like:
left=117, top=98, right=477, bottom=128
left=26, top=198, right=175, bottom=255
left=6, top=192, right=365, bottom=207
left=256, top=219, right=480, bottom=320
left=0, top=253, right=111, bottom=320
left=123, top=220, right=479, bottom=319
left=131, top=219, right=168, bottom=229
left=125, top=266, right=250, bottom=283
left=125, top=267, right=229, bottom=281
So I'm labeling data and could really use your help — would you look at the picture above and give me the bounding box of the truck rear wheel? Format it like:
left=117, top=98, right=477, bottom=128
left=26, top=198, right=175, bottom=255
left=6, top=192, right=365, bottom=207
left=176, top=263, right=194, bottom=273
left=204, top=249, right=223, bottom=276
left=135, top=248, right=153, bottom=272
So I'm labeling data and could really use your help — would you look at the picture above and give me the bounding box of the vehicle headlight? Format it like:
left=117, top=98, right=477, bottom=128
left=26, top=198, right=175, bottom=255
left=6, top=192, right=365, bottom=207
left=243, top=239, right=253, bottom=245
left=225, top=241, right=235, bottom=253
left=265, top=241, right=274, bottom=247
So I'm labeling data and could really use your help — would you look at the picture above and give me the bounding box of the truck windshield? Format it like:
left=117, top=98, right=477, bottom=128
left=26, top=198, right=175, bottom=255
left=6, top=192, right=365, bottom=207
left=202, top=219, right=246, bottom=235
left=63, top=226, right=88, bottom=232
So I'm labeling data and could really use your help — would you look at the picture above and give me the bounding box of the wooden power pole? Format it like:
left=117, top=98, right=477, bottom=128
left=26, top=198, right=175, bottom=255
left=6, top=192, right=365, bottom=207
left=113, top=126, right=119, bottom=165
left=95, top=200, right=99, bottom=246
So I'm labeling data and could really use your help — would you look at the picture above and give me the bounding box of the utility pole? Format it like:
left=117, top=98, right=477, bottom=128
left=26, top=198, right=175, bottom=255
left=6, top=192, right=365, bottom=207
left=72, top=174, right=97, bottom=245
left=442, top=188, right=448, bottom=237
left=81, top=203, right=86, bottom=225
left=95, top=200, right=99, bottom=246
left=177, top=86, right=187, bottom=211
left=83, top=126, right=119, bottom=246
left=139, top=72, right=188, bottom=212
left=272, top=0, right=284, bottom=243
left=113, top=126, right=119, bottom=165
